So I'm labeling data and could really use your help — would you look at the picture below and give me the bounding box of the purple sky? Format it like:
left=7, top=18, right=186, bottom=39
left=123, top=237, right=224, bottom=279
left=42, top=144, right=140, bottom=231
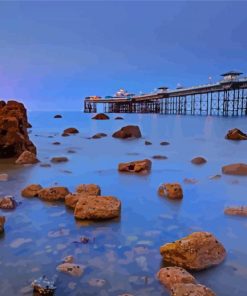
left=0, top=1, right=247, bottom=110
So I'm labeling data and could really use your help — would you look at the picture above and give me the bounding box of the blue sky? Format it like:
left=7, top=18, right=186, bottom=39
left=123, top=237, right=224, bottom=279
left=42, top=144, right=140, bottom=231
left=0, top=1, right=246, bottom=110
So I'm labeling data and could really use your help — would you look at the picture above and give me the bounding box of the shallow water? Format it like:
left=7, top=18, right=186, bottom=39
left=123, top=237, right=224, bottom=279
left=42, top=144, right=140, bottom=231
left=0, top=112, right=247, bottom=296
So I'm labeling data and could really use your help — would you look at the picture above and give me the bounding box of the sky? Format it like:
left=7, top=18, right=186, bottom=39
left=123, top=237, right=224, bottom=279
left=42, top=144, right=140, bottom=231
left=0, top=1, right=247, bottom=110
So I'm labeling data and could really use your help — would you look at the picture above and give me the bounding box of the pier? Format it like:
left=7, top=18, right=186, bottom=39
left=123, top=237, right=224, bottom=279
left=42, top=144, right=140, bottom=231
left=84, top=71, right=247, bottom=116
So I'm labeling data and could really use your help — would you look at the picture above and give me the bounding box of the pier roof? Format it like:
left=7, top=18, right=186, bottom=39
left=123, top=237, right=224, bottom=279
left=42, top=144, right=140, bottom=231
left=221, top=71, right=243, bottom=77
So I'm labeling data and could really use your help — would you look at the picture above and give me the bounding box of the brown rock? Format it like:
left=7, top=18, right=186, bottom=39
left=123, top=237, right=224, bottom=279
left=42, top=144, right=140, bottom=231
left=91, top=133, right=107, bottom=139
left=27, top=122, right=32, bottom=128
left=15, top=151, right=39, bottom=165
left=0, top=216, right=5, bottom=233
left=21, top=184, right=43, bottom=198
left=191, top=157, right=207, bottom=165
left=157, top=267, right=196, bottom=290
left=38, top=187, right=70, bottom=201
left=222, top=163, right=247, bottom=175
left=65, top=193, right=86, bottom=209
left=112, top=125, right=142, bottom=139
left=63, top=127, right=79, bottom=135
left=118, top=159, right=152, bottom=174
left=158, top=183, right=183, bottom=200
left=74, top=195, right=121, bottom=220
left=225, top=128, right=247, bottom=140
left=51, top=157, right=68, bottom=163
left=224, top=206, right=247, bottom=216
left=92, top=113, right=109, bottom=120
left=0, top=100, right=36, bottom=158
left=54, top=114, right=62, bottom=118
left=76, top=184, right=101, bottom=196
left=0, top=196, right=16, bottom=209
left=160, top=232, right=226, bottom=270
left=56, top=263, right=83, bottom=276
left=170, top=283, right=216, bottom=296
left=115, top=116, right=124, bottom=120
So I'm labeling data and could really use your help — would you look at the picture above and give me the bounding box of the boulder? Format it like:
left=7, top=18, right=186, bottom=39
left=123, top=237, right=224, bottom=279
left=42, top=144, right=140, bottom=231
left=54, top=114, right=62, bottom=118
left=51, top=157, right=68, bottom=163
left=118, top=159, right=152, bottom=174
left=0, top=100, right=36, bottom=158
left=38, top=187, right=70, bottom=201
left=0, top=173, right=8, bottom=181
left=74, top=195, right=121, bottom=220
left=112, top=125, right=142, bottom=139
left=224, top=206, right=247, bottom=216
left=222, top=163, right=247, bottom=176
left=115, top=116, right=123, bottom=120
left=225, top=128, right=247, bottom=140
left=92, top=113, right=109, bottom=120
left=191, top=157, right=207, bottom=165
left=158, top=183, right=183, bottom=200
left=170, top=283, right=216, bottom=296
left=0, top=196, right=16, bottom=209
left=76, top=184, right=101, bottom=196
left=160, top=141, right=170, bottom=146
left=157, top=267, right=196, bottom=290
left=21, top=184, right=43, bottom=198
left=15, top=151, right=39, bottom=165
left=152, top=155, right=167, bottom=160
left=145, top=141, right=152, bottom=145
left=62, top=127, right=79, bottom=135
left=56, top=262, right=83, bottom=276
left=160, top=232, right=226, bottom=270
left=0, top=216, right=5, bottom=233
left=91, top=133, right=107, bottom=139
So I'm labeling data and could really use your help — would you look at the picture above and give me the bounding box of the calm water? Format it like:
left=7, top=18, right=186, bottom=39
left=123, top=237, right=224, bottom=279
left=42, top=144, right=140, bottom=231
left=0, top=112, right=247, bottom=296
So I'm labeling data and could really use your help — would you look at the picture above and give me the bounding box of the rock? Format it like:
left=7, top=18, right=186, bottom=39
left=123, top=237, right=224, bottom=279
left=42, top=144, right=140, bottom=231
left=65, top=193, right=86, bottom=209
left=52, top=142, right=61, bottom=145
left=145, top=141, right=152, bottom=145
left=183, top=178, right=198, bottom=184
left=0, top=216, right=5, bottom=233
left=222, top=163, right=247, bottom=176
left=118, top=159, right=152, bottom=174
left=74, top=195, right=121, bottom=220
left=38, top=187, right=70, bottom=201
left=21, top=184, right=43, bottom=198
left=40, top=163, right=51, bottom=168
left=63, top=127, right=79, bottom=135
left=160, top=141, right=170, bottom=146
left=92, top=113, right=109, bottom=120
left=62, top=133, right=70, bottom=137
left=15, top=151, right=39, bottom=165
left=57, top=263, right=83, bottom=276
left=91, top=133, right=107, bottom=139
left=0, top=196, right=16, bottom=209
left=0, top=173, right=8, bottom=181
left=63, top=255, right=74, bottom=263
left=32, top=276, right=56, bottom=295
left=0, top=100, right=36, bottom=158
left=54, top=114, right=62, bottom=118
left=76, top=184, right=101, bottom=196
left=51, top=157, right=68, bottom=163
left=160, top=232, right=226, bottom=270
left=115, top=116, right=123, bottom=120
left=209, top=174, right=221, bottom=180
left=158, top=183, right=183, bottom=200
left=67, top=149, right=76, bottom=154
left=225, top=128, right=247, bottom=140
left=191, top=157, right=207, bottom=165
left=157, top=267, right=196, bottom=290
left=224, top=206, right=247, bottom=216
left=170, top=283, right=216, bottom=296
left=112, top=125, right=142, bottom=139
left=152, top=155, right=167, bottom=160
left=27, top=122, right=32, bottom=128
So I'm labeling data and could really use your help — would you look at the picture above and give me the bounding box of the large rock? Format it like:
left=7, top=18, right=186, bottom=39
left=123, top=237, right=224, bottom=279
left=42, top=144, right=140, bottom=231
left=92, top=113, right=109, bottom=120
left=74, top=195, right=121, bottom=220
left=0, top=196, right=16, bottom=209
left=222, top=163, right=247, bottom=176
left=0, top=216, right=5, bottom=233
left=191, top=157, right=207, bottom=165
left=225, top=128, right=247, bottom=140
left=38, top=187, right=70, bottom=201
left=158, top=183, right=183, bottom=200
left=170, top=283, right=215, bottom=296
left=160, top=232, right=226, bottom=270
left=224, top=206, right=247, bottom=216
left=76, top=184, right=101, bottom=196
left=118, top=159, right=152, bottom=174
left=15, top=151, right=39, bottom=165
left=0, top=100, right=36, bottom=158
left=112, top=125, right=142, bottom=139
left=21, top=184, right=43, bottom=198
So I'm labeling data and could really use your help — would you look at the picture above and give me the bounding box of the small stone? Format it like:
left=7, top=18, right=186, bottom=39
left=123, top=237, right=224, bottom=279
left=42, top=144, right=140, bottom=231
left=191, top=157, right=207, bottom=165
left=0, top=196, right=16, bottom=209
left=54, top=114, right=62, bottom=118
left=115, top=116, right=124, bottom=120
left=92, top=113, right=109, bottom=120
left=160, top=141, right=170, bottom=146
left=21, top=184, right=43, bottom=198
left=118, top=159, right=152, bottom=174
left=225, top=128, right=247, bottom=140
left=224, top=206, right=247, bottom=216
left=76, top=184, right=101, bottom=196
left=112, top=125, right=142, bottom=139
left=52, top=142, right=61, bottom=145
left=152, top=155, right=167, bottom=160
left=63, top=127, right=79, bottom=135
left=158, top=183, right=183, bottom=200
left=88, top=278, right=106, bottom=287
left=222, top=163, right=247, bottom=176
left=51, top=157, right=68, bottom=163
left=91, top=133, right=107, bottom=139
left=57, top=263, right=84, bottom=276
left=63, top=255, right=74, bottom=263
left=38, top=187, right=70, bottom=201
left=183, top=178, right=198, bottom=184
left=15, top=151, right=39, bottom=165
left=209, top=174, right=221, bottom=180
left=145, top=141, right=152, bottom=145
left=40, top=163, right=51, bottom=168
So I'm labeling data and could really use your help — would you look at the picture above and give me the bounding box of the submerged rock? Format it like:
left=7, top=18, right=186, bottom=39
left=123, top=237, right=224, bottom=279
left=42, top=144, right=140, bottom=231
left=160, top=232, right=226, bottom=270
left=112, top=125, right=142, bottom=139
left=0, top=196, right=16, bottom=209
left=63, top=127, right=79, bottom=135
left=160, top=141, right=170, bottom=146
left=145, top=141, right=152, bottom=145
left=52, top=142, right=61, bottom=145
left=158, top=183, right=183, bottom=200
left=15, top=151, right=39, bottom=165
left=115, top=116, right=124, bottom=120
left=170, top=283, right=216, bottom=296
left=32, top=276, right=56, bottom=296
left=74, top=195, right=121, bottom=220
left=54, top=114, right=62, bottom=118
left=91, top=133, right=107, bottom=139
left=225, top=128, right=247, bottom=140
left=222, top=163, right=247, bottom=175
left=65, top=193, right=86, bottom=209
left=224, top=206, right=247, bottom=216
left=38, top=187, right=70, bottom=201
left=0, top=173, right=8, bottom=181
left=51, top=157, right=68, bottom=163
left=0, top=216, right=5, bottom=233
left=118, top=159, right=152, bottom=174
left=191, top=157, right=207, bottom=165
left=183, top=178, right=198, bottom=184
left=76, top=184, right=101, bottom=196
left=152, top=155, right=167, bottom=160
left=21, top=184, right=43, bottom=198
left=92, top=113, right=109, bottom=120
left=57, top=262, right=84, bottom=277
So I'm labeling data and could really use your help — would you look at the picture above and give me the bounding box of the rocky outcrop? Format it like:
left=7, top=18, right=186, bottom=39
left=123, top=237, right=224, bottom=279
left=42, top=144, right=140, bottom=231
left=0, top=216, right=5, bottom=233
left=225, top=128, right=247, bottom=140
left=76, top=184, right=101, bottom=195
left=191, top=157, right=207, bottom=165
left=62, top=127, right=79, bottom=135
left=92, top=113, right=109, bottom=120
left=74, top=195, right=121, bottom=220
left=21, top=184, right=43, bottom=197
left=224, top=206, right=247, bottom=216
left=160, top=232, right=226, bottom=270
left=158, top=183, right=183, bottom=200
left=38, top=187, right=70, bottom=201
left=0, top=100, right=36, bottom=158
left=118, top=159, right=152, bottom=174
left=112, top=125, right=142, bottom=139
left=170, top=283, right=215, bottom=296
left=15, top=151, right=39, bottom=165
left=0, top=196, right=16, bottom=209
left=222, top=163, right=247, bottom=175
left=51, top=157, right=68, bottom=163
